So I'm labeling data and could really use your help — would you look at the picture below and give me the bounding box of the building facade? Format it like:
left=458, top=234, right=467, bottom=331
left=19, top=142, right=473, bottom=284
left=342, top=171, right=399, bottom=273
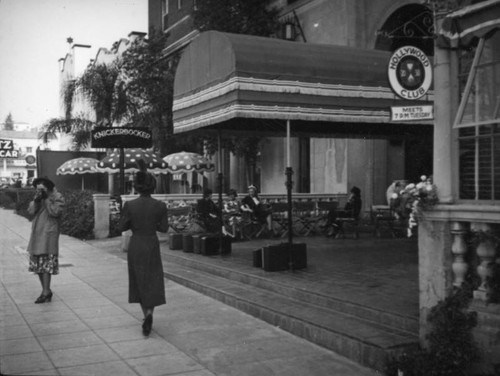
left=151, top=0, right=500, bottom=370
left=420, top=0, right=500, bottom=370
left=151, top=0, right=434, bottom=210
left=0, top=128, right=38, bottom=185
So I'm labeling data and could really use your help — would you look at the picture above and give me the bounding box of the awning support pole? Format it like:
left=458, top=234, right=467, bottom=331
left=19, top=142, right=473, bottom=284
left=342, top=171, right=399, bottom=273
left=217, top=131, right=225, bottom=256
left=285, top=120, right=294, bottom=270
left=119, top=147, right=125, bottom=209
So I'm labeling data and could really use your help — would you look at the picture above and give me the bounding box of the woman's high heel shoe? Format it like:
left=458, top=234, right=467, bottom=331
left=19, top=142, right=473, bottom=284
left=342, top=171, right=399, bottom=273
left=142, top=314, right=153, bottom=336
left=35, top=291, right=52, bottom=304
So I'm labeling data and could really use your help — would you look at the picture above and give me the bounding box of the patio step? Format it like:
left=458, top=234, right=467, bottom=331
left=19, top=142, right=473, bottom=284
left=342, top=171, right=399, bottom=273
left=162, top=255, right=419, bottom=371
left=163, top=250, right=419, bottom=334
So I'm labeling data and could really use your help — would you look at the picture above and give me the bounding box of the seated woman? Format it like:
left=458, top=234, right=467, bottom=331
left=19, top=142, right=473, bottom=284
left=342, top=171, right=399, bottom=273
left=223, top=189, right=242, bottom=238
left=196, top=188, right=222, bottom=233
left=241, top=185, right=272, bottom=233
left=326, top=186, right=362, bottom=237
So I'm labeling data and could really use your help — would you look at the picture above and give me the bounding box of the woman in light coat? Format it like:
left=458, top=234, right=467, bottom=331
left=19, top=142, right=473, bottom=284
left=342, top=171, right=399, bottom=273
left=27, top=177, right=65, bottom=303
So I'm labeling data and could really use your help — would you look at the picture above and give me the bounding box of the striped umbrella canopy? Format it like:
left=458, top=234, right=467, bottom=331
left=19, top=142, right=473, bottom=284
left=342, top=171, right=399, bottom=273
left=163, top=151, right=215, bottom=174
left=56, top=157, right=100, bottom=190
left=97, top=149, right=168, bottom=174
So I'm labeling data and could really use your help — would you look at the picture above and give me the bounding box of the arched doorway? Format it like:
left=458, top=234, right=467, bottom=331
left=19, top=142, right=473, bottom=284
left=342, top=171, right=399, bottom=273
left=375, top=4, right=434, bottom=56
left=375, top=3, right=435, bottom=183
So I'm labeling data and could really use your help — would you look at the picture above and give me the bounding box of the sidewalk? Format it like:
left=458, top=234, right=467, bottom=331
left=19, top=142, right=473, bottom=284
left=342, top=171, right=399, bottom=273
left=0, top=208, right=378, bottom=376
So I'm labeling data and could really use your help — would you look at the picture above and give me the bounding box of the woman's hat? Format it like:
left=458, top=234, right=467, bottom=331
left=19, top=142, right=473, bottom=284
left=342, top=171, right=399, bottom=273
left=247, top=185, right=257, bottom=191
left=134, top=160, right=156, bottom=194
left=32, top=177, right=55, bottom=191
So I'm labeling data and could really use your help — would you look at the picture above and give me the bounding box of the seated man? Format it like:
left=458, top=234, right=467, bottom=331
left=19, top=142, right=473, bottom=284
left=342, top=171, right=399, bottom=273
left=326, top=186, right=362, bottom=237
left=196, top=188, right=223, bottom=233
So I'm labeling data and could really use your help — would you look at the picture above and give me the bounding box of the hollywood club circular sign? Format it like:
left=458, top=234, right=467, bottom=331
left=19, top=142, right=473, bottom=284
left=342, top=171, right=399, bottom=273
left=388, top=46, right=432, bottom=100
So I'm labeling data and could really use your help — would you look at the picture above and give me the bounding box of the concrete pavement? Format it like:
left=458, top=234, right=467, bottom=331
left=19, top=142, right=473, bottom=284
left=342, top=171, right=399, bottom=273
left=0, top=208, right=379, bottom=376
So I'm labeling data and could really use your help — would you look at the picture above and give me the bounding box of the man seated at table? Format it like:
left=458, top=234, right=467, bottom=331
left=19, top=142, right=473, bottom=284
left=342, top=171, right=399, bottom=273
left=325, top=186, right=362, bottom=237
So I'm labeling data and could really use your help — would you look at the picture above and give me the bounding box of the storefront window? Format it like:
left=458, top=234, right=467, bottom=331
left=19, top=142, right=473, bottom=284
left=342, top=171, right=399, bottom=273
left=457, top=32, right=500, bottom=200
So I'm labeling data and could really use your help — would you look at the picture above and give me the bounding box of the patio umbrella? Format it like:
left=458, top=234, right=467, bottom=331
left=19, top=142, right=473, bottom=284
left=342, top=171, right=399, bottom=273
left=163, top=151, right=215, bottom=174
left=163, top=151, right=215, bottom=193
left=97, top=149, right=168, bottom=174
left=56, top=157, right=99, bottom=190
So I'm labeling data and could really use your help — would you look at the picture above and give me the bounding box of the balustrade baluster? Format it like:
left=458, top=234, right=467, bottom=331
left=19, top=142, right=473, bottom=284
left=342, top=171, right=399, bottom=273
left=450, top=222, right=469, bottom=287
left=472, top=223, right=497, bottom=302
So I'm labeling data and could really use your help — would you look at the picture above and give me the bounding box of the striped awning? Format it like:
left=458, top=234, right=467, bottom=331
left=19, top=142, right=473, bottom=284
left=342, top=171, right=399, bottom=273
left=437, top=0, right=500, bottom=48
left=173, top=31, right=433, bottom=139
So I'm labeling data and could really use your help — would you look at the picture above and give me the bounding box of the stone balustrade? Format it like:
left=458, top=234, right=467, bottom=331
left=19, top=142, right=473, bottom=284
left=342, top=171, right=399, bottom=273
left=450, top=220, right=500, bottom=303
left=420, top=204, right=500, bottom=306
left=94, top=192, right=347, bottom=239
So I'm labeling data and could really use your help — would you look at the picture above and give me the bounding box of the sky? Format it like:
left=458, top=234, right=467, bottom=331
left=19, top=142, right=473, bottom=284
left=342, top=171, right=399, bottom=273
left=0, top=0, right=148, bottom=129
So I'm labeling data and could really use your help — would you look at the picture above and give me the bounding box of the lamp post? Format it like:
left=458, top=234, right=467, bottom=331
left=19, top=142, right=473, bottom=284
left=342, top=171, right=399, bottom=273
left=285, top=120, right=294, bottom=270
left=217, top=132, right=225, bottom=256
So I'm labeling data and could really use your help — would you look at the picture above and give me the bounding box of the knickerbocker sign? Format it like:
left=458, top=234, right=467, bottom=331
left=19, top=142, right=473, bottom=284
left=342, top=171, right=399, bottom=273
left=388, top=46, right=432, bottom=100
left=91, top=127, right=152, bottom=149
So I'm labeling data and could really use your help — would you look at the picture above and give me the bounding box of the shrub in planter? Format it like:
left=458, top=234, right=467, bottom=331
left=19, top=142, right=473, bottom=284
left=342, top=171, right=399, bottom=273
left=0, top=188, right=19, bottom=209
left=59, top=190, right=96, bottom=240
left=15, top=188, right=36, bottom=218
left=386, top=283, right=480, bottom=376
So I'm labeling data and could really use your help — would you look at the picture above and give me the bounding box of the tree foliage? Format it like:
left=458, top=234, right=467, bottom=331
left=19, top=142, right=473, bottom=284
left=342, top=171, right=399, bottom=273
left=3, top=113, right=14, bottom=131
left=192, top=0, right=279, bottom=185
left=64, top=62, right=124, bottom=126
left=57, top=31, right=177, bottom=154
left=193, top=0, right=279, bottom=36
left=40, top=116, right=94, bottom=151
left=118, top=30, right=178, bottom=154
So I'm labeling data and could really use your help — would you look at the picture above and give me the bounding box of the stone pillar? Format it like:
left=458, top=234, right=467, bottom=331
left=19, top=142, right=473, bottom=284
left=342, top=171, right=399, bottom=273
left=418, top=215, right=454, bottom=346
left=433, top=20, right=454, bottom=203
left=93, top=194, right=110, bottom=239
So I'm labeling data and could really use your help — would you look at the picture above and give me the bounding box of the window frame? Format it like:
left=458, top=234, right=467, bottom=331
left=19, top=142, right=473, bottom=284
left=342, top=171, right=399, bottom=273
left=455, top=34, right=500, bottom=201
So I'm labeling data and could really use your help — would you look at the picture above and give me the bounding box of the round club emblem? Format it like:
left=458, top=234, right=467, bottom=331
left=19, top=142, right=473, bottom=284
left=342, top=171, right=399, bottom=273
left=388, top=46, right=432, bottom=100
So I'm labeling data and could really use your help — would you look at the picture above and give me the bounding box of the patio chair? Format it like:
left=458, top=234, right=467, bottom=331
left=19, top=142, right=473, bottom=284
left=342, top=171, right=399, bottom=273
left=239, top=211, right=268, bottom=240
left=371, top=205, right=397, bottom=238
left=292, top=201, right=317, bottom=236
left=332, top=206, right=360, bottom=239
left=270, top=202, right=289, bottom=238
left=316, top=201, right=339, bottom=235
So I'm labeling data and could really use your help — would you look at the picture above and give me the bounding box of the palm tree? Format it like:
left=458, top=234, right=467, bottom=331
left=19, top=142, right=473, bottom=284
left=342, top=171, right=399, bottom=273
left=45, top=61, right=126, bottom=151
left=39, top=116, right=94, bottom=151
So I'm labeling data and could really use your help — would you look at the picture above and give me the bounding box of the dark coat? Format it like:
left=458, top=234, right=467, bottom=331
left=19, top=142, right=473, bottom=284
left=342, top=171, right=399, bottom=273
left=241, top=194, right=271, bottom=223
left=119, top=195, right=169, bottom=308
left=26, top=189, right=65, bottom=256
left=196, top=198, right=221, bottom=232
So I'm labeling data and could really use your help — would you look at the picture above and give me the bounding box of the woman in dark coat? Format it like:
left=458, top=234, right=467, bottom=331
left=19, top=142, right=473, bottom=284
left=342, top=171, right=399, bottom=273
left=196, top=188, right=222, bottom=233
left=27, top=177, right=65, bottom=303
left=119, top=160, right=169, bottom=336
